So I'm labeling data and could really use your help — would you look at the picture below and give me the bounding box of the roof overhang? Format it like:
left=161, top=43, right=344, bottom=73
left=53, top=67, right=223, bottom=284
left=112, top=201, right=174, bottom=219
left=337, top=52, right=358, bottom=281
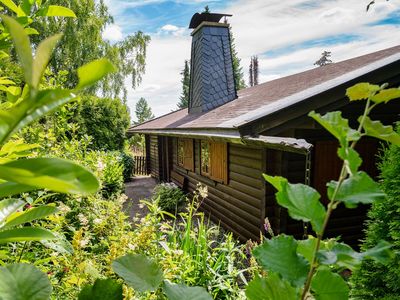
left=129, top=128, right=312, bottom=154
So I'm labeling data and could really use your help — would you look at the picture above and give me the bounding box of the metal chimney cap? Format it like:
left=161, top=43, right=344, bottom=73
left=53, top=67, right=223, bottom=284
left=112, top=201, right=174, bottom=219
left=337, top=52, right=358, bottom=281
left=189, top=12, right=232, bottom=29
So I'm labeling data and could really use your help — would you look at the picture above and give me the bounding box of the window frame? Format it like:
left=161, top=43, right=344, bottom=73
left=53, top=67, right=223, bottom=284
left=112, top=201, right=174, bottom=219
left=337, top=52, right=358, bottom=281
left=200, top=140, right=228, bottom=184
left=177, top=138, right=194, bottom=171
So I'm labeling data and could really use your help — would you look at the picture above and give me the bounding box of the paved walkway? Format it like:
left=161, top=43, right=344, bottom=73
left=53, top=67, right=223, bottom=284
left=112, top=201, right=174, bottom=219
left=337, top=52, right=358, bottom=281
left=124, top=176, right=157, bottom=220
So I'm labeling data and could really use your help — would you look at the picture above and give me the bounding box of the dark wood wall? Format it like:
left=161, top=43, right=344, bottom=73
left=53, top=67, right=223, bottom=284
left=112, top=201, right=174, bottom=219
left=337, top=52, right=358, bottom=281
left=149, top=135, right=160, bottom=179
left=173, top=139, right=265, bottom=241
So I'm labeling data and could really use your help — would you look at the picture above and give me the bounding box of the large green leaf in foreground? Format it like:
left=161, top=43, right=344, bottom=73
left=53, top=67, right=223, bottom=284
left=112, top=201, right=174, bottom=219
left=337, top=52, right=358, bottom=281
left=253, top=235, right=309, bottom=287
left=264, top=175, right=326, bottom=234
left=112, top=254, right=163, bottom=293
left=246, top=273, right=298, bottom=300
left=0, top=158, right=99, bottom=194
left=163, top=280, right=212, bottom=300
left=311, top=269, right=349, bottom=300
left=0, top=263, right=52, bottom=300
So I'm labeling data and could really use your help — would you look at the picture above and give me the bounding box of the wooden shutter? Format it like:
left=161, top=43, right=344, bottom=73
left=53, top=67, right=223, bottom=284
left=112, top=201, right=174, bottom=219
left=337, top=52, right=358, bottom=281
left=183, top=139, right=194, bottom=171
left=210, top=142, right=228, bottom=183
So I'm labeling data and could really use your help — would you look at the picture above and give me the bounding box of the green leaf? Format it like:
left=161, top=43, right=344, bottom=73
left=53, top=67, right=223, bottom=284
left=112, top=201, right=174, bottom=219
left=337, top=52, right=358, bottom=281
left=76, top=58, right=116, bottom=90
left=311, top=269, right=349, bottom=300
left=309, top=111, right=360, bottom=147
left=4, top=205, right=57, bottom=228
left=252, top=235, right=309, bottom=287
left=0, top=198, right=24, bottom=223
left=1, top=15, right=33, bottom=86
left=0, top=263, right=52, bottom=300
left=264, top=175, right=326, bottom=234
left=32, top=34, right=62, bottom=88
left=41, top=232, right=74, bottom=254
left=245, top=273, right=298, bottom=300
left=346, top=82, right=380, bottom=101
left=318, top=240, right=393, bottom=270
left=78, top=279, right=123, bottom=300
left=0, top=157, right=99, bottom=194
left=327, top=171, right=385, bottom=208
left=371, top=88, right=400, bottom=104
left=24, top=27, right=38, bottom=35
left=37, top=5, right=76, bottom=17
left=0, top=227, right=56, bottom=243
left=0, top=0, right=25, bottom=16
left=360, top=116, right=400, bottom=146
left=112, top=254, right=163, bottom=293
left=0, top=182, right=36, bottom=198
left=337, top=146, right=362, bottom=175
left=21, top=0, right=33, bottom=15
left=163, top=280, right=212, bottom=300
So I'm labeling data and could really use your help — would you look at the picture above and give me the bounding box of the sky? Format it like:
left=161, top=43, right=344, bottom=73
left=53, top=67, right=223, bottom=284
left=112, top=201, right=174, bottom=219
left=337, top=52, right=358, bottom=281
left=101, top=0, right=400, bottom=121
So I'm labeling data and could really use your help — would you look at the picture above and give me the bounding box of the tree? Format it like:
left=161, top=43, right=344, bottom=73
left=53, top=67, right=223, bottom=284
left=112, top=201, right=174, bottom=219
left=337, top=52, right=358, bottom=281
left=135, top=97, right=154, bottom=124
left=314, top=50, right=333, bottom=67
left=177, top=60, right=190, bottom=109
left=31, top=0, right=150, bottom=101
left=350, top=128, right=400, bottom=299
left=77, top=96, right=131, bottom=151
left=249, top=55, right=259, bottom=87
left=230, top=27, right=246, bottom=90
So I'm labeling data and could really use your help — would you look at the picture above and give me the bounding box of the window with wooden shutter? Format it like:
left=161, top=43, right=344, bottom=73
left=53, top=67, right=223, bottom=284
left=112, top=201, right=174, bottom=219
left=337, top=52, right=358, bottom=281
left=177, top=138, right=194, bottom=171
left=200, top=140, right=228, bottom=183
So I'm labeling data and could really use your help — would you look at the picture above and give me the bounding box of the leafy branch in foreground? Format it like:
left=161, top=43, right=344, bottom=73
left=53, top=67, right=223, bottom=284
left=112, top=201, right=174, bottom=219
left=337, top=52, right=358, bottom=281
left=0, top=13, right=115, bottom=300
left=246, top=82, right=400, bottom=300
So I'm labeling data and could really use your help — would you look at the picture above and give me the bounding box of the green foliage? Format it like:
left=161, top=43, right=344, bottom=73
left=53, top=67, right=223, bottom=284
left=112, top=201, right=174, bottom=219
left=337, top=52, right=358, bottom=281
left=97, top=151, right=124, bottom=197
left=246, top=273, right=299, bottom=300
left=119, top=151, right=134, bottom=182
left=163, top=280, right=213, bottom=300
left=253, top=235, right=309, bottom=287
left=229, top=26, right=246, bottom=90
left=351, top=125, right=400, bottom=299
left=135, top=97, right=154, bottom=124
left=264, top=175, right=326, bottom=234
left=112, top=253, right=164, bottom=293
left=30, top=0, right=150, bottom=100
left=177, top=60, right=190, bottom=109
left=152, top=183, right=186, bottom=213
left=78, top=279, right=123, bottom=300
left=0, top=263, right=52, bottom=300
left=249, top=82, right=400, bottom=300
left=77, top=95, right=130, bottom=151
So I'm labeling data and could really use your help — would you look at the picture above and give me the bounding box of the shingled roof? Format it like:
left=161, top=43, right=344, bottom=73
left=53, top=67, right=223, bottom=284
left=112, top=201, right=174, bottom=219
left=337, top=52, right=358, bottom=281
left=129, top=45, right=400, bottom=134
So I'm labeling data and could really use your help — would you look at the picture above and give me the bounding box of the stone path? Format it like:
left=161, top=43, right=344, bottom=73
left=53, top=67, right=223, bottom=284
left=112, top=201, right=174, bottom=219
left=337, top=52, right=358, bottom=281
left=124, top=176, right=157, bottom=220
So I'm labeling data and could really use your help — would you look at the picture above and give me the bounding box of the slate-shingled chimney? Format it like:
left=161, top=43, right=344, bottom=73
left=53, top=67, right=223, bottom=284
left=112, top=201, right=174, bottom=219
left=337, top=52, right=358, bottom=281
left=188, top=12, right=237, bottom=113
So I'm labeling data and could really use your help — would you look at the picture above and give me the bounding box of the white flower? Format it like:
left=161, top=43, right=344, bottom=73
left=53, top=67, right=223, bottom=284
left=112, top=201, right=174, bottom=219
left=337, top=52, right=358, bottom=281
left=197, top=184, right=208, bottom=198
left=93, top=218, right=102, bottom=225
left=97, top=159, right=104, bottom=171
left=78, top=213, right=89, bottom=226
left=58, top=203, right=71, bottom=214
left=79, top=238, right=89, bottom=248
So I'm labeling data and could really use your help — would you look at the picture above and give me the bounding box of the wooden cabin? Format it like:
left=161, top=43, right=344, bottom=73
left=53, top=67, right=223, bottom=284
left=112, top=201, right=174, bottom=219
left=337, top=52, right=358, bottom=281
left=128, top=12, right=400, bottom=247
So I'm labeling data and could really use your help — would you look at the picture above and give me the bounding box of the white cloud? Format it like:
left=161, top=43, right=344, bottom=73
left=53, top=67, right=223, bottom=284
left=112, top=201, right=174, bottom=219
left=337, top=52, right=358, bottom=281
left=161, top=24, right=180, bottom=31
left=122, top=0, right=400, bottom=119
left=102, top=24, right=124, bottom=42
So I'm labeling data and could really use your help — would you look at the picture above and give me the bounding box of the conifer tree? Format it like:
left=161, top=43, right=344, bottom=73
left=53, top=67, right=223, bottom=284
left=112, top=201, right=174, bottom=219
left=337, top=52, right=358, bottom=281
left=314, top=50, right=333, bottom=67
left=177, top=60, right=190, bottom=109
left=135, top=98, right=154, bottom=124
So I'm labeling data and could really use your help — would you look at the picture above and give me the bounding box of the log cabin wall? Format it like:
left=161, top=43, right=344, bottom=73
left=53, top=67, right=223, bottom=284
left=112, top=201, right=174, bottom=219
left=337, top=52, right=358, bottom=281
left=148, top=135, right=160, bottom=180
left=172, top=138, right=266, bottom=241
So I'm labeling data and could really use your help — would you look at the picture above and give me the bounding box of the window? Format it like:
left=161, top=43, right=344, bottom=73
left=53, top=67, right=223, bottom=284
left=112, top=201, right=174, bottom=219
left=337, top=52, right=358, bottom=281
left=177, top=138, right=194, bottom=171
left=200, top=140, right=228, bottom=183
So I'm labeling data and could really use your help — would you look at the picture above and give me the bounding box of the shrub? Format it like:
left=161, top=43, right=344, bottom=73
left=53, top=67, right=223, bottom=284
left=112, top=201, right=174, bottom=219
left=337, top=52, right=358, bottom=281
left=119, top=151, right=135, bottom=182
left=98, top=152, right=124, bottom=197
left=152, top=183, right=186, bottom=213
left=76, top=95, right=130, bottom=151
left=350, top=127, right=400, bottom=299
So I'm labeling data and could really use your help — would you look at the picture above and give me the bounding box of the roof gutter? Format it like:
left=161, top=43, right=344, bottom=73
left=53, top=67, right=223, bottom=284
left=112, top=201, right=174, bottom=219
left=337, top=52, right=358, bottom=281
left=128, top=129, right=312, bottom=154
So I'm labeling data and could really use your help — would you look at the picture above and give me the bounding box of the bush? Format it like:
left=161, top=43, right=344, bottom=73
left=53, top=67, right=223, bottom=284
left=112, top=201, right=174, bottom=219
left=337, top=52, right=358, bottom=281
left=152, top=183, right=186, bottom=213
left=119, top=151, right=134, bottom=182
left=351, top=132, right=400, bottom=299
left=77, top=95, right=130, bottom=151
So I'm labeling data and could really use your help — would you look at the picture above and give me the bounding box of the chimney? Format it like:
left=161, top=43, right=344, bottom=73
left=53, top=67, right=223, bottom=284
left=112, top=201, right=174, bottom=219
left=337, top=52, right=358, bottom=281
left=188, top=12, right=237, bottom=113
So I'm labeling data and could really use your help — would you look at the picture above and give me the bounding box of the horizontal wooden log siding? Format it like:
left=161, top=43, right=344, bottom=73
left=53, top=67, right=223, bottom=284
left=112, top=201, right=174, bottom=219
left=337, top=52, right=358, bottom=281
left=173, top=139, right=264, bottom=241
left=149, top=135, right=160, bottom=180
